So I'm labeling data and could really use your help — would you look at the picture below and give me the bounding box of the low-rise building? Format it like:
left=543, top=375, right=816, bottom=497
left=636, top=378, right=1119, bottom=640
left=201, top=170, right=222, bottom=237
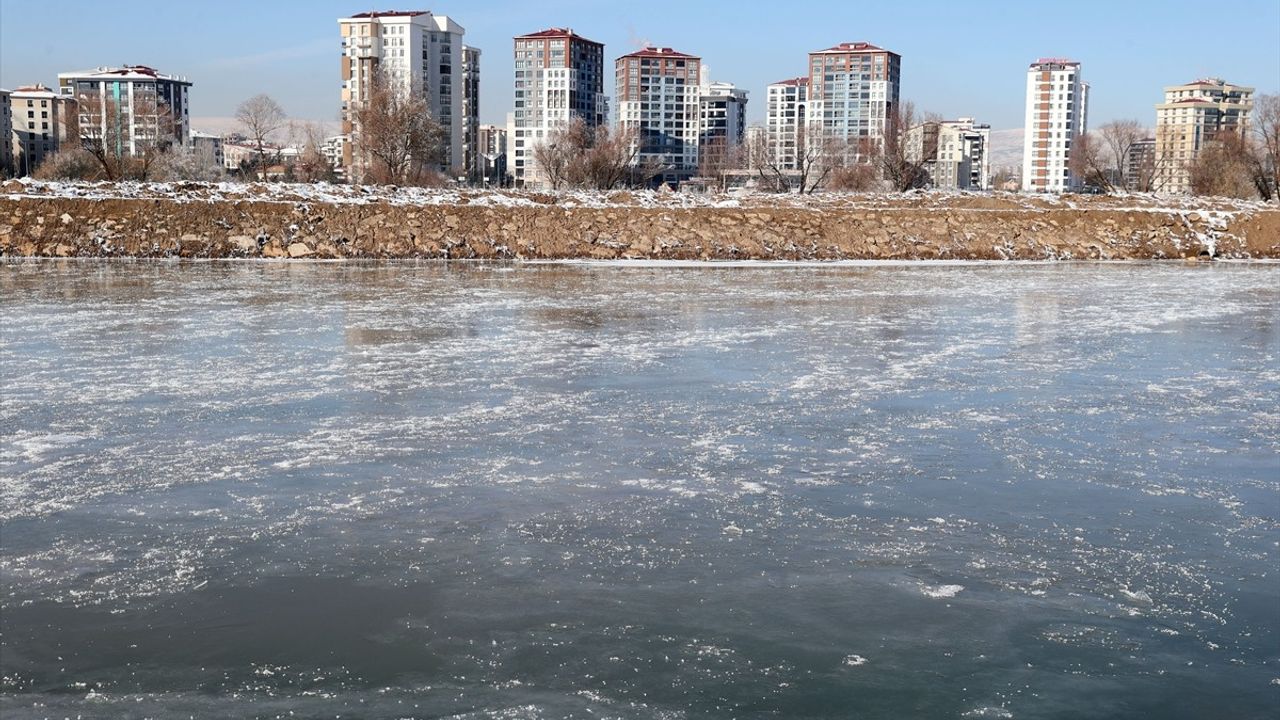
left=10, top=84, right=77, bottom=176
left=190, top=130, right=225, bottom=170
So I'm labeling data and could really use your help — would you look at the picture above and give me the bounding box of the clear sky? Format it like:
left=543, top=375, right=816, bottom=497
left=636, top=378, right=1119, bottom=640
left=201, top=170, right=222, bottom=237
left=2, top=0, right=1277, bottom=131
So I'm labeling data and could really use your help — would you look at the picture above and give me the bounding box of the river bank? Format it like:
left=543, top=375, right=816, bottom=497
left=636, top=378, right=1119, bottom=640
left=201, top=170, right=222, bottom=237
left=2, top=180, right=1277, bottom=260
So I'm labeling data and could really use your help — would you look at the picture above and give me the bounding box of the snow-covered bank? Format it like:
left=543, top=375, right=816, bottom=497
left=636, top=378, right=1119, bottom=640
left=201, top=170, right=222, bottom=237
left=2, top=180, right=1277, bottom=260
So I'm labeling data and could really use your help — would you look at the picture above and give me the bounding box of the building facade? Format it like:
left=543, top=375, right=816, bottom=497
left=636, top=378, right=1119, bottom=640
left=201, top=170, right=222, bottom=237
left=616, top=47, right=702, bottom=185
left=910, top=118, right=992, bottom=190
left=1021, top=58, right=1088, bottom=193
left=58, top=65, right=191, bottom=156
left=1125, top=137, right=1156, bottom=191
left=0, top=89, right=11, bottom=177
left=338, top=10, right=465, bottom=180
left=1153, top=79, right=1254, bottom=194
left=765, top=77, right=808, bottom=171
left=508, top=28, right=607, bottom=188
left=10, top=84, right=76, bottom=175
left=462, top=45, right=481, bottom=180
left=477, top=123, right=507, bottom=185
left=806, top=42, right=900, bottom=156
left=697, top=81, right=748, bottom=173
left=190, top=130, right=225, bottom=170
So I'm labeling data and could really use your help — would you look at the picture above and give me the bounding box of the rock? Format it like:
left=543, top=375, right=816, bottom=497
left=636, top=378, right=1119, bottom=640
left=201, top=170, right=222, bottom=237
left=287, top=242, right=315, bottom=258
left=53, top=243, right=75, bottom=257
left=229, top=236, right=258, bottom=253
left=180, top=233, right=203, bottom=243
left=60, top=213, right=73, bottom=225
left=261, top=244, right=287, bottom=258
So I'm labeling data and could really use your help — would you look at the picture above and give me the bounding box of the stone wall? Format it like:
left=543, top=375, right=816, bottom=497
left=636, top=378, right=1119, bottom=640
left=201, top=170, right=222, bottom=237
left=2, top=186, right=1278, bottom=261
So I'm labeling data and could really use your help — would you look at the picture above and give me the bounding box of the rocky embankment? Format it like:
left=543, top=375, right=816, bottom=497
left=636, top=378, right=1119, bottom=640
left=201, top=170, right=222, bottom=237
left=2, top=180, right=1278, bottom=261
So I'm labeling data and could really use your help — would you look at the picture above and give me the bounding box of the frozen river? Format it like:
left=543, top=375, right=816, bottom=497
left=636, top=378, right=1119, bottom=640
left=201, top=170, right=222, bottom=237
left=1, top=260, right=1278, bottom=719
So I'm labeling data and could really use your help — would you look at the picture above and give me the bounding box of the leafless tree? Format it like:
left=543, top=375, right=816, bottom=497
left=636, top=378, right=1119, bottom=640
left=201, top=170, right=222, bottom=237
left=1096, top=120, right=1147, bottom=191
left=290, top=121, right=334, bottom=183
left=1188, top=130, right=1260, bottom=199
left=880, top=102, right=935, bottom=192
left=75, top=92, right=175, bottom=181
left=352, top=73, right=447, bottom=186
left=235, top=94, right=286, bottom=182
left=1068, top=132, right=1115, bottom=192
left=531, top=117, right=649, bottom=190
left=1251, top=94, right=1279, bottom=202
left=697, top=135, right=743, bottom=192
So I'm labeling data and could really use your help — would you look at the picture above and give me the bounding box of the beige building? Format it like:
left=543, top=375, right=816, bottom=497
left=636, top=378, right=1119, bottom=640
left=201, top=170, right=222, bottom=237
left=1154, top=78, right=1254, bottom=194
left=10, top=84, right=77, bottom=176
left=338, top=10, right=466, bottom=180
left=0, top=89, right=11, bottom=177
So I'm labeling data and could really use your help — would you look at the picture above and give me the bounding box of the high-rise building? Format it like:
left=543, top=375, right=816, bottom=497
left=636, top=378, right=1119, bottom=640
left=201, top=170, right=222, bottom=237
left=1021, top=58, right=1088, bottom=193
left=338, top=10, right=465, bottom=180
left=1154, top=79, right=1254, bottom=194
left=58, top=65, right=191, bottom=155
left=508, top=28, right=607, bottom=188
left=806, top=42, right=900, bottom=153
left=1125, top=137, right=1156, bottom=191
left=478, top=124, right=507, bottom=185
left=909, top=118, right=992, bottom=190
left=616, top=46, right=702, bottom=185
left=698, top=81, right=748, bottom=173
left=765, top=77, right=808, bottom=171
left=9, top=85, right=74, bottom=175
left=462, top=45, right=481, bottom=180
left=0, top=89, right=11, bottom=177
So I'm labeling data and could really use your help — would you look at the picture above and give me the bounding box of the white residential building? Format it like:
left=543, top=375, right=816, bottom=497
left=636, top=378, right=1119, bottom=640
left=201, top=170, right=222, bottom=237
left=338, top=10, right=465, bottom=180
left=909, top=118, right=992, bottom=190
left=57, top=65, right=191, bottom=156
left=765, top=77, right=808, bottom=171
left=616, top=46, right=703, bottom=185
left=806, top=42, right=901, bottom=154
left=190, top=130, right=225, bottom=171
left=508, top=27, right=607, bottom=188
left=1154, top=78, right=1254, bottom=194
left=1021, top=58, right=1088, bottom=193
left=478, top=124, right=507, bottom=185
left=698, top=81, right=748, bottom=172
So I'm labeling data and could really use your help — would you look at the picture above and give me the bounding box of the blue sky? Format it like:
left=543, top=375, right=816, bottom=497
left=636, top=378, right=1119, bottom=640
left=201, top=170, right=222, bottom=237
left=2, top=0, right=1277, bottom=131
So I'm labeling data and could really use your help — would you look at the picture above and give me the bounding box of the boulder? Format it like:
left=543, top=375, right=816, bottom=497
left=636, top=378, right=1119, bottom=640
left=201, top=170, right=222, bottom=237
left=287, top=242, right=315, bottom=258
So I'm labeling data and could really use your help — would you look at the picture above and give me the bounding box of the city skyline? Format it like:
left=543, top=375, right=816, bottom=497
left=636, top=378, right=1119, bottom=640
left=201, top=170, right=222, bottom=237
left=1, top=0, right=1277, bottom=133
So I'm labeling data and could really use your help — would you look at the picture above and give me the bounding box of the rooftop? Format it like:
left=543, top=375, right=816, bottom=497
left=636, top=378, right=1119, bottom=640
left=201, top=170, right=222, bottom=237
left=770, top=77, right=810, bottom=87
left=345, top=10, right=430, bottom=19
left=812, top=42, right=894, bottom=55
left=1031, top=57, right=1080, bottom=67
left=516, top=27, right=602, bottom=45
left=620, top=46, right=699, bottom=60
left=58, top=65, right=190, bottom=83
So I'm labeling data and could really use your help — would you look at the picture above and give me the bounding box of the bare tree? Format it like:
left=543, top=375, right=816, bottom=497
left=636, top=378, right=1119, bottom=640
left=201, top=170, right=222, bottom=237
left=531, top=118, right=648, bottom=190
left=1068, top=132, right=1115, bottom=192
left=235, top=94, right=286, bottom=182
left=290, top=121, right=334, bottom=183
left=75, top=92, right=175, bottom=181
left=1096, top=120, right=1146, bottom=191
left=1188, top=130, right=1260, bottom=199
left=880, top=102, right=935, bottom=192
left=353, top=73, right=448, bottom=186
left=1251, top=94, right=1279, bottom=202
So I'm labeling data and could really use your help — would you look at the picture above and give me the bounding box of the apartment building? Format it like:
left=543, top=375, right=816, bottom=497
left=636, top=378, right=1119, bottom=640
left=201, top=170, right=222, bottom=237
left=508, top=27, right=608, bottom=188
left=478, top=124, right=507, bottom=185
left=10, top=84, right=75, bottom=176
left=58, top=65, right=191, bottom=155
left=190, top=130, right=225, bottom=170
left=1125, top=137, right=1156, bottom=191
left=765, top=77, right=808, bottom=171
left=462, top=45, right=481, bottom=180
left=1021, top=58, right=1088, bottom=193
left=338, top=10, right=465, bottom=179
left=806, top=42, right=901, bottom=155
left=909, top=118, right=992, bottom=190
left=616, top=47, right=702, bottom=185
left=698, top=81, right=748, bottom=171
left=0, top=89, right=11, bottom=177
left=1154, top=79, right=1254, bottom=194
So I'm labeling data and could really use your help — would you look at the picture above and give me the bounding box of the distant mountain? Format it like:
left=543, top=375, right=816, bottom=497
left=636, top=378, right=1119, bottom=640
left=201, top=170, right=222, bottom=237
left=988, top=128, right=1023, bottom=172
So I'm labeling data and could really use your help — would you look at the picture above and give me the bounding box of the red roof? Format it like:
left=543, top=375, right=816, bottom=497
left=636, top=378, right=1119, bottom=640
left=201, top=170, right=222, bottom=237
left=813, top=41, right=891, bottom=54
left=619, top=46, right=699, bottom=60
left=770, top=77, right=810, bottom=87
left=516, top=27, right=602, bottom=45
left=348, top=10, right=429, bottom=19
left=1031, top=57, right=1079, bottom=67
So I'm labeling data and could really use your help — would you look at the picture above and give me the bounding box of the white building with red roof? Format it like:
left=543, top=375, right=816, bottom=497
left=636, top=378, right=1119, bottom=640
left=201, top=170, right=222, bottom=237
left=1021, top=58, right=1088, bottom=193
left=616, top=46, right=703, bottom=185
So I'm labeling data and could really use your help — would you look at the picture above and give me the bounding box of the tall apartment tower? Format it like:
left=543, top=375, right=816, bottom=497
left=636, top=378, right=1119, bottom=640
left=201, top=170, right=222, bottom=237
left=338, top=10, right=465, bottom=180
left=9, top=84, right=78, bottom=176
left=616, top=47, right=702, bottom=185
left=806, top=42, right=900, bottom=153
left=1154, top=79, right=1254, bottom=194
left=0, top=89, right=11, bottom=177
left=698, top=81, right=748, bottom=169
left=58, top=65, right=191, bottom=154
left=462, top=45, right=481, bottom=180
left=765, top=77, right=808, bottom=171
left=508, top=28, right=607, bottom=189
left=1021, top=58, right=1088, bottom=193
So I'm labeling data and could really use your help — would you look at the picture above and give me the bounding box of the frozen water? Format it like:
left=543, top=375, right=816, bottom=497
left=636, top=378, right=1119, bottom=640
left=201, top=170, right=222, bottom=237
left=0, top=260, right=1277, bottom=719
